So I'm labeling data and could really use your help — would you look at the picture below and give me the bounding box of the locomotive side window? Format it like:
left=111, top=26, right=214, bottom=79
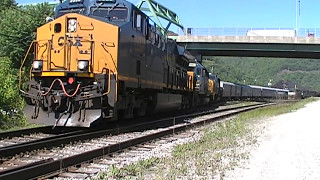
left=133, top=11, right=143, bottom=32
left=155, top=34, right=159, bottom=46
left=54, top=23, right=62, bottom=33
left=162, top=39, right=166, bottom=51
left=144, top=18, right=149, bottom=36
left=151, top=26, right=156, bottom=45
left=157, top=37, right=161, bottom=48
left=147, top=24, right=151, bottom=40
left=136, top=14, right=141, bottom=29
left=196, top=68, right=201, bottom=75
left=151, top=32, right=156, bottom=44
left=203, top=69, right=207, bottom=77
left=141, top=17, right=146, bottom=34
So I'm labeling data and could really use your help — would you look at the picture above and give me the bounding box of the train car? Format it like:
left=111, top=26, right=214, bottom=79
left=19, top=0, right=196, bottom=127
left=249, top=85, right=289, bottom=99
left=251, top=86, right=262, bottom=98
left=276, top=89, right=289, bottom=99
left=296, top=89, right=318, bottom=99
left=187, top=61, right=211, bottom=105
left=262, top=87, right=277, bottom=98
left=235, top=84, right=242, bottom=97
left=220, top=81, right=237, bottom=99
left=221, top=83, right=289, bottom=100
left=209, top=73, right=221, bottom=101
left=208, top=76, right=215, bottom=101
left=240, top=84, right=253, bottom=99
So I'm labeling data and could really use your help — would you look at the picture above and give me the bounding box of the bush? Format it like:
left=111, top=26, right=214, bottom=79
left=0, top=57, right=26, bottom=129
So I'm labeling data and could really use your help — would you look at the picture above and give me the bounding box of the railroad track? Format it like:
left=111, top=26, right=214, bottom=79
left=0, top=102, right=273, bottom=180
left=0, top=101, right=237, bottom=158
left=0, top=127, right=89, bottom=158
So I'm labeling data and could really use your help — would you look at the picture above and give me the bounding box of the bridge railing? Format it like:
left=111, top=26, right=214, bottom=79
left=177, top=28, right=320, bottom=37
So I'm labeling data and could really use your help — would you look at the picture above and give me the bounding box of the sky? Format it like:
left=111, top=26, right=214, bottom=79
left=15, top=0, right=320, bottom=29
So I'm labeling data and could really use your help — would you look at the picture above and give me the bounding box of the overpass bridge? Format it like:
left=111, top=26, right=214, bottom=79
left=174, top=28, right=320, bottom=60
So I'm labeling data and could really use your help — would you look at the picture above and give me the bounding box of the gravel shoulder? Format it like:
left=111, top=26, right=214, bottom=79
left=226, top=98, right=320, bottom=180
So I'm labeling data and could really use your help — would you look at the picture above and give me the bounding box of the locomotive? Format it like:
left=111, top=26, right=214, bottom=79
left=19, top=0, right=291, bottom=128
left=19, top=0, right=216, bottom=127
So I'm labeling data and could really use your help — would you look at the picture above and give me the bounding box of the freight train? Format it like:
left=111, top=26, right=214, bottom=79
left=221, top=82, right=289, bottom=100
left=19, top=0, right=288, bottom=127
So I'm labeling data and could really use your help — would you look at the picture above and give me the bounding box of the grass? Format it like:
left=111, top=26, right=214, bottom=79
left=238, top=97, right=317, bottom=122
left=94, top=98, right=318, bottom=179
left=0, top=123, right=43, bottom=133
left=95, top=158, right=161, bottom=179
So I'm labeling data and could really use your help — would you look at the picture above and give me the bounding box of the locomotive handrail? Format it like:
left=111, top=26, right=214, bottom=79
left=90, top=40, right=95, bottom=72
left=47, top=40, right=52, bottom=70
left=103, top=70, right=115, bottom=96
left=100, top=43, right=114, bottom=96
left=19, top=41, right=36, bottom=93
left=102, top=70, right=111, bottom=96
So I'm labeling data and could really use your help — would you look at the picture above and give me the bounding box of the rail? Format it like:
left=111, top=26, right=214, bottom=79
left=0, top=102, right=273, bottom=179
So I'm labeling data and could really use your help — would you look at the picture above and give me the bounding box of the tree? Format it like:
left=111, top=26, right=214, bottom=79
left=0, top=0, right=16, bottom=12
left=0, top=57, right=26, bottom=129
left=0, top=3, right=53, bottom=129
left=0, top=3, right=53, bottom=68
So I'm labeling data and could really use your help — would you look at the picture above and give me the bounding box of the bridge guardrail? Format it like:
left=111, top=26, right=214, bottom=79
left=177, top=28, right=320, bottom=37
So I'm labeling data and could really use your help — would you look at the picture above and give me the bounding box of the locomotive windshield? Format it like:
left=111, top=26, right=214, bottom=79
left=57, top=8, right=85, bottom=17
left=91, top=7, right=128, bottom=20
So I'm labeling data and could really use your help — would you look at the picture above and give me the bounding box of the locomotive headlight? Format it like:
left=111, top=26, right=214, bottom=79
left=68, top=18, right=77, bottom=32
left=32, top=60, right=43, bottom=70
left=78, top=60, right=89, bottom=71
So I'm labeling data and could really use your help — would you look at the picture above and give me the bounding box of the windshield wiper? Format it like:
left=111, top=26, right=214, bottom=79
left=107, top=3, right=119, bottom=15
left=92, top=2, right=104, bottom=13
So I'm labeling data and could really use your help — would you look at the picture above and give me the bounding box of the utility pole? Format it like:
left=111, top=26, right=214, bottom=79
left=296, top=0, right=301, bottom=37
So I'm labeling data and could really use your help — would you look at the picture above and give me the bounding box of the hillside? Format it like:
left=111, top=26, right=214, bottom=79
left=202, top=57, right=320, bottom=92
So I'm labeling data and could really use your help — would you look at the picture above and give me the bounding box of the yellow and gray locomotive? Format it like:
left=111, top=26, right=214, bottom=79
left=20, top=0, right=207, bottom=127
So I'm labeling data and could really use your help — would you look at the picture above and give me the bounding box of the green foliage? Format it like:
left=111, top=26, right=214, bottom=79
left=107, top=165, right=122, bottom=178
left=0, top=57, right=26, bottom=129
left=203, top=57, right=320, bottom=91
left=0, top=3, right=53, bottom=68
left=0, top=0, right=16, bottom=12
left=95, top=158, right=161, bottom=179
left=0, top=2, right=53, bottom=130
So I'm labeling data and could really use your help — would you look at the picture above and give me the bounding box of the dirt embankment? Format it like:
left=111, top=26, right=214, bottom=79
left=226, top=99, right=320, bottom=180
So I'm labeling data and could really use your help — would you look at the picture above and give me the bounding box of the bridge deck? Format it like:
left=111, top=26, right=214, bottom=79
left=175, top=36, right=320, bottom=59
left=175, top=36, right=320, bottom=44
